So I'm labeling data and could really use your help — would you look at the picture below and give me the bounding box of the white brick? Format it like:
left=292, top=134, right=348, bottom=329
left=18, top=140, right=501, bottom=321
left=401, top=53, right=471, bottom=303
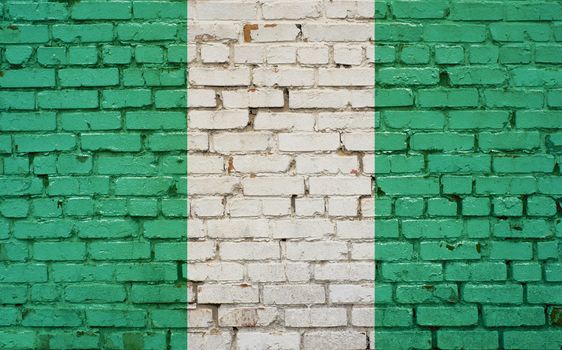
left=328, top=196, right=358, bottom=216
left=262, top=198, right=292, bottom=216
left=314, top=262, right=375, bottom=281
left=187, top=219, right=205, bottom=238
left=188, top=262, right=244, bottom=282
left=188, top=22, right=240, bottom=43
left=262, top=1, right=322, bottom=19
left=351, top=242, right=374, bottom=260
left=351, top=89, right=375, bottom=107
left=188, top=44, right=197, bottom=62
left=188, top=132, right=209, bottom=151
left=222, top=89, right=284, bottom=108
left=267, top=45, right=297, bottom=64
left=319, top=68, right=374, bottom=86
left=363, top=154, right=374, bottom=174
left=278, top=133, right=340, bottom=152
left=197, top=284, right=259, bottom=304
left=189, top=67, right=250, bottom=86
left=247, top=262, right=310, bottom=282
left=207, top=219, right=269, bottom=238
left=290, top=89, right=350, bottom=109
left=334, top=44, right=364, bottom=65
left=237, top=332, right=301, bottom=350
left=342, top=132, right=375, bottom=151
left=193, top=2, right=258, bottom=21
left=188, top=308, right=214, bottom=328
left=187, top=241, right=215, bottom=261
left=188, top=331, right=232, bottom=350
left=297, top=45, right=329, bottom=64
left=254, top=112, right=315, bottom=131
left=309, top=177, right=372, bottom=195
left=302, top=23, right=374, bottom=42
left=316, top=112, right=374, bottom=131
left=253, top=67, right=315, bottom=87
left=218, top=307, right=277, bottom=327
left=284, top=308, right=347, bottom=327
left=187, top=155, right=224, bottom=174
left=296, top=155, right=358, bottom=175
left=263, top=284, right=325, bottom=304
left=270, top=219, right=334, bottom=239
left=329, top=284, right=374, bottom=303
left=247, top=24, right=300, bottom=42
left=220, top=242, right=280, bottom=260
left=242, top=176, right=305, bottom=196
left=361, top=197, right=375, bottom=217
left=234, top=44, right=265, bottom=64
left=200, top=43, right=229, bottom=63
left=189, top=110, right=249, bottom=130
left=286, top=242, right=347, bottom=261
left=351, top=307, right=374, bottom=327
left=188, top=89, right=216, bottom=108
left=337, top=220, right=374, bottom=239
left=303, top=330, right=367, bottom=350
left=295, top=198, right=325, bottom=216
left=227, top=197, right=291, bottom=217
left=366, top=45, right=375, bottom=62
left=212, top=132, right=271, bottom=153
left=232, top=155, right=292, bottom=173
left=192, top=197, right=224, bottom=217
left=188, top=177, right=239, bottom=195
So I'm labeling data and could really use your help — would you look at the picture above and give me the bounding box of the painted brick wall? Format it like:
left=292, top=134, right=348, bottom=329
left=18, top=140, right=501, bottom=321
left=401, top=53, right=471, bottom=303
left=0, top=1, right=187, bottom=349
left=375, top=1, right=562, bottom=349
left=187, top=1, right=374, bottom=348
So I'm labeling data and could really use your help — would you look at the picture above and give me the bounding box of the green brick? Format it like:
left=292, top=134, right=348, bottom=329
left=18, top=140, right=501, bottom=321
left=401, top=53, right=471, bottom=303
left=374, top=331, right=432, bottom=350
left=395, top=283, right=458, bottom=304
left=424, top=24, right=486, bottom=42
left=81, top=133, right=141, bottom=152
left=86, top=309, right=146, bottom=328
left=59, top=68, right=119, bottom=87
left=133, top=2, right=187, bottom=19
left=489, top=241, right=532, bottom=260
left=76, top=220, right=137, bottom=239
left=71, top=2, right=132, bottom=20
left=417, top=306, right=478, bottom=326
left=89, top=242, right=151, bottom=261
left=395, top=197, right=424, bottom=217
left=0, top=112, right=56, bottom=131
left=463, top=284, right=523, bottom=304
left=52, top=24, right=114, bottom=43
left=382, top=262, right=443, bottom=282
left=384, top=111, right=445, bottom=130
left=117, top=23, right=178, bottom=41
left=420, top=241, right=481, bottom=260
left=128, top=199, right=158, bottom=217
left=60, top=112, right=121, bottom=131
left=418, top=88, right=479, bottom=107
left=434, top=45, right=464, bottom=64
left=126, top=111, right=186, bottom=130
left=4, top=45, right=32, bottom=65
left=400, top=45, right=430, bottom=64
left=0, top=91, right=35, bottom=110
left=449, top=2, right=504, bottom=21
left=411, top=132, right=474, bottom=151
left=38, top=90, right=99, bottom=109
left=135, top=45, right=164, bottom=63
left=448, top=111, right=509, bottom=130
left=102, top=45, right=132, bottom=64
left=469, top=45, right=499, bottom=64
left=437, top=330, right=499, bottom=350
left=0, top=69, right=55, bottom=88
left=68, top=46, right=98, bottom=65
left=512, top=262, right=542, bottom=282
left=504, top=331, right=562, bottom=350
left=143, top=219, right=186, bottom=239
left=0, top=24, right=49, bottom=44
left=102, top=89, right=152, bottom=109
left=33, top=242, right=86, bottom=261
left=375, top=23, right=423, bottom=42
left=123, top=68, right=185, bottom=86
left=447, top=66, right=506, bottom=85
left=445, top=262, right=506, bottom=282
left=375, top=307, right=413, bottom=327
left=13, top=134, right=76, bottom=153
left=377, top=67, right=438, bottom=86
left=391, top=0, right=449, bottom=19
left=7, top=3, right=67, bottom=21
left=490, top=23, right=550, bottom=42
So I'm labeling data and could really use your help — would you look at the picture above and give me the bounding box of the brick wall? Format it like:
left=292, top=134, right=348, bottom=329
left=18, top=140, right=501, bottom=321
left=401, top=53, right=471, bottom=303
left=376, top=1, right=562, bottom=349
left=187, top=1, right=374, bottom=348
left=0, top=1, right=187, bottom=349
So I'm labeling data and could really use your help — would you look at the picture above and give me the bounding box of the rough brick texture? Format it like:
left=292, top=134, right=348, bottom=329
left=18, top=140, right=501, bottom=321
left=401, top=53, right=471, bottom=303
left=376, top=1, right=562, bottom=349
left=0, top=1, right=187, bottom=349
left=187, top=0, right=374, bottom=348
